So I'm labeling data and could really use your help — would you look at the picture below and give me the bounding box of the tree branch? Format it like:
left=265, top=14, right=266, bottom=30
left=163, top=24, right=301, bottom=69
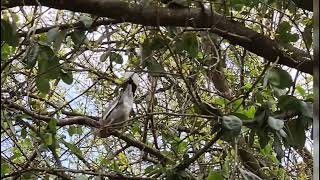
left=4, top=0, right=313, bottom=74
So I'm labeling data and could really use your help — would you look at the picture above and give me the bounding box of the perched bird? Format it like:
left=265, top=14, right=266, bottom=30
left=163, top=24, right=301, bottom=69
left=98, top=75, right=138, bottom=137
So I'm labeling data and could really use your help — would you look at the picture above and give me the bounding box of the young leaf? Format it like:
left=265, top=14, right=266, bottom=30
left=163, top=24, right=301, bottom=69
left=207, top=171, right=224, bottom=180
left=44, top=133, right=53, bottom=146
left=48, top=119, right=57, bottom=133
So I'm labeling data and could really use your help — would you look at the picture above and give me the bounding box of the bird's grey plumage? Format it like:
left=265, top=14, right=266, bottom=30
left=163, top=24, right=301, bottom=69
left=98, top=76, right=137, bottom=137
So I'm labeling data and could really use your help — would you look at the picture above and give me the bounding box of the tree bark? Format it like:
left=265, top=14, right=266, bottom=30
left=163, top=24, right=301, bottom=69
left=4, top=0, right=313, bottom=74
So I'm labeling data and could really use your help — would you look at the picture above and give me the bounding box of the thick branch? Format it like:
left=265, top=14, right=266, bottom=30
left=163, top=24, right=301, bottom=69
left=4, top=0, right=313, bottom=74
left=174, top=129, right=222, bottom=171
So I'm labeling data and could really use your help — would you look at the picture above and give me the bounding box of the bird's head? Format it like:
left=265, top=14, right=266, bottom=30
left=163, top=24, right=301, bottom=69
left=122, top=73, right=139, bottom=95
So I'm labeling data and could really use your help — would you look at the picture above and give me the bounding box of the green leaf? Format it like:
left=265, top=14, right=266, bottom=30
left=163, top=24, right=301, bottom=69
left=175, top=33, right=199, bottom=58
left=296, top=85, right=306, bottom=97
left=1, top=162, right=10, bottom=176
left=1, top=19, right=19, bottom=46
left=254, top=103, right=270, bottom=128
left=110, top=52, right=123, bottom=64
left=286, top=117, right=306, bottom=149
left=267, top=116, right=284, bottom=131
left=149, top=36, right=168, bottom=51
left=230, top=112, right=249, bottom=120
left=37, top=48, right=49, bottom=73
left=48, top=119, right=57, bottom=133
left=302, top=23, right=313, bottom=49
left=145, top=165, right=154, bottom=174
left=146, top=58, right=166, bottom=76
left=71, top=30, right=86, bottom=46
left=257, top=128, right=270, bottom=149
left=207, top=170, right=224, bottom=180
left=265, top=67, right=293, bottom=89
left=1, top=43, right=12, bottom=61
left=276, top=21, right=299, bottom=43
left=100, top=52, right=109, bottom=62
left=26, top=43, right=40, bottom=68
left=68, top=126, right=77, bottom=136
left=53, top=29, right=67, bottom=52
left=278, top=95, right=312, bottom=118
left=177, top=141, right=188, bottom=153
left=62, top=140, right=82, bottom=156
left=79, top=16, right=93, bottom=28
left=36, top=77, right=50, bottom=94
left=61, top=70, right=73, bottom=85
left=273, top=135, right=284, bottom=160
left=44, top=133, right=53, bottom=146
left=244, top=106, right=256, bottom=119
left=21, top=127, right=27, bottom=138
left=68, top=126, right=83, bottom=136
left=46, top=27, right=60, bottom=43
left=37, top=45, right=61, bottom=79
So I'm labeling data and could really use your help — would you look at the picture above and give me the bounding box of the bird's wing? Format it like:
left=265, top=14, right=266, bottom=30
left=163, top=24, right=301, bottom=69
left=101, top=96, right=121, bottom=123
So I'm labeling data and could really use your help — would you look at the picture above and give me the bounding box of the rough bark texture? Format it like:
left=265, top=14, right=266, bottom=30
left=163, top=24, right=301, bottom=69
left=4, top=0, right=313, bottom=75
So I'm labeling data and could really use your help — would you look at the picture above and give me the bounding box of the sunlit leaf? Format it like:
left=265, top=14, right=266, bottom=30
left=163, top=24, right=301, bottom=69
left=44, top=133, right=53, bottom=146
left=207, top=170, right=224, bottom=180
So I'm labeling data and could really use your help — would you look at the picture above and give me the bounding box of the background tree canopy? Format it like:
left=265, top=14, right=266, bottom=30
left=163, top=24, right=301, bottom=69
left=1, top=0, right=316, bottom=179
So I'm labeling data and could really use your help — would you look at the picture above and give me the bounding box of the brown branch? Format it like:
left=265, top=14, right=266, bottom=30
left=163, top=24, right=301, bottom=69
left=3, top=101, right=100, bottom=127
left=17, top=19, right=120, bottom=37
left=2, top=168, right=154, bottom=180
left=109, top=130, right=174, bottom=164
left=58, top=116, right=100, bottom=127
left=174, top=129, right=222, bottom=171
left=4, top=0, right=313, bottom=74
